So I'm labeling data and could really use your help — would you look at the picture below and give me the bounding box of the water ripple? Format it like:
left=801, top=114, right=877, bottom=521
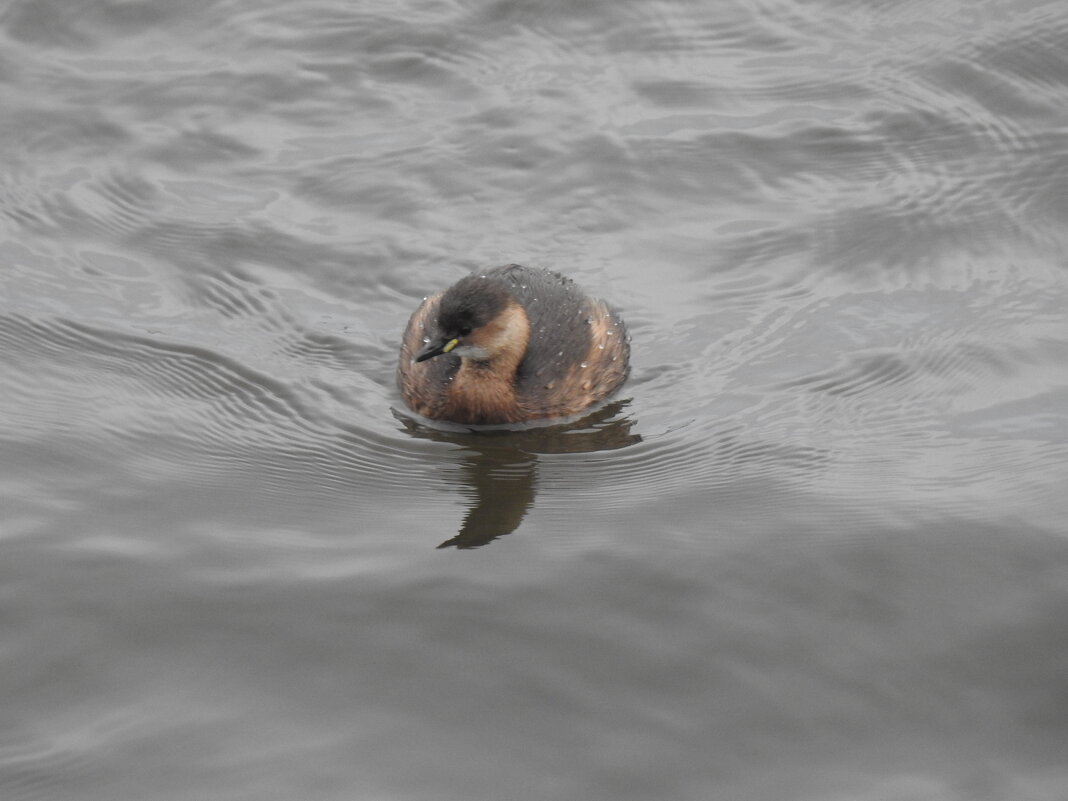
left=0, top=311, right=435, bottom=503
left=0, top=733, right=105, bottom=801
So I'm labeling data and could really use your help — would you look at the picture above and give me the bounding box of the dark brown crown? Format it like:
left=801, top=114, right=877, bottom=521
left=436, top=274, right=514, bottom=336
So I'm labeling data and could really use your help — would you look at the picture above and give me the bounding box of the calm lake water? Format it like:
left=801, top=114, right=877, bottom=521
left=2, top=0, right=1068, bottom=799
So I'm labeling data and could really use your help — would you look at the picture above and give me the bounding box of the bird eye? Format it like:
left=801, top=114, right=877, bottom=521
left=458, top=326, right=472, bottom=336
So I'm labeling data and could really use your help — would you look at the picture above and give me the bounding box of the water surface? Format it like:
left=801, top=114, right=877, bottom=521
left=2, top=0, right=1067, bottom=799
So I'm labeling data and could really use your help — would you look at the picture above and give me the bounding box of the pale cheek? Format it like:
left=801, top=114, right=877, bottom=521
left=453, top=343, right=490, bottom=359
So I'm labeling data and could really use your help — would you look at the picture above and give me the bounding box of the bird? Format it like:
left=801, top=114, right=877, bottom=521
left=398, top=264, right=629, bottom=425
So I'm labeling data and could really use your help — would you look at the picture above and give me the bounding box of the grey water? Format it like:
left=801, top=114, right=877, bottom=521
left=2, top=0, right=1068, bottom=799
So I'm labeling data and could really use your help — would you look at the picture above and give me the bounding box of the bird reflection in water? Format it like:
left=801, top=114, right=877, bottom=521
left=395, top=400, right=640, bottom=548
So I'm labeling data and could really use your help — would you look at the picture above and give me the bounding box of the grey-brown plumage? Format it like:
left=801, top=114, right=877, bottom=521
left=398, top=264, right=629, bottom=425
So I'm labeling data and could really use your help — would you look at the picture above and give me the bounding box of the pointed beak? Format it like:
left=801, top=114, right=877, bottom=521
left=414, top=336, right=460, bottom=363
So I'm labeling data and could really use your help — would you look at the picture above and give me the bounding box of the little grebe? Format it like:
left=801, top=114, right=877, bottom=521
left=398, top=264, right=629, bottom=425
